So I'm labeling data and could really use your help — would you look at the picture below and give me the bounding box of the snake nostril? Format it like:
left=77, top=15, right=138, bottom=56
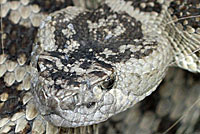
left=86, top=102, right=96, bottom=108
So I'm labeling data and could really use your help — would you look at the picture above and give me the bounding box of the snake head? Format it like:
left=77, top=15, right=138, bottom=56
left=31, top=4, right=172, bottom=127
left=32, top=53, right=119, bottom=127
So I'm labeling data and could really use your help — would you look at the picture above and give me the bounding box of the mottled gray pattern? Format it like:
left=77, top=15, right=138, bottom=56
left=0, top=0, right=199, bottom=132
left=30, top=0, right=200, bottom=128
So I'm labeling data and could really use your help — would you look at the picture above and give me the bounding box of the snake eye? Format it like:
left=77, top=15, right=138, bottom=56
left=101, top=75, right=115, bottom=90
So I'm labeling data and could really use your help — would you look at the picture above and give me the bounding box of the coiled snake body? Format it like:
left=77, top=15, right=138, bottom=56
left=0, top=0, right=200, bottom=133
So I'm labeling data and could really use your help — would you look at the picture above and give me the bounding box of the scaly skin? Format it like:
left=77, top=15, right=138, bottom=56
left=0, top=0, right=199, bottom=133
left=32, top=0, right=199, bottom=127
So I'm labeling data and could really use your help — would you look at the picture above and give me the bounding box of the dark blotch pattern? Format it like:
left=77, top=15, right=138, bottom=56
left=29, top=0, right=74, bottom=13
left=125, top=0, right=162, bottom=13
left=41, top=4, right=157, bottom=87
left=169, top=0, right=200, bottom=32
left=52, top=4, right=148, bottom=68
left=0, top=78, right=26, bottom=118
left=0, top=18, right=37, bottom=64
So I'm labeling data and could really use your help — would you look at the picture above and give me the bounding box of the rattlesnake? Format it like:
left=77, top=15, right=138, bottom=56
left=0, top=0, right=200, bottom=133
